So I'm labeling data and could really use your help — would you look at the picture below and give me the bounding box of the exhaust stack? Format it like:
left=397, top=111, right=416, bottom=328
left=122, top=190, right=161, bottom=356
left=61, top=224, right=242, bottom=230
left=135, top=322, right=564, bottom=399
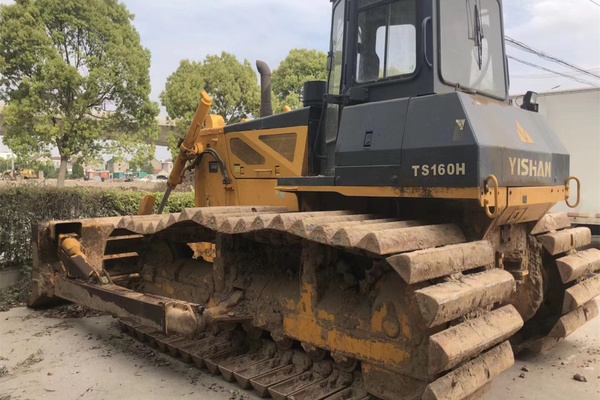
left=256, top=60, right=273, bottom=117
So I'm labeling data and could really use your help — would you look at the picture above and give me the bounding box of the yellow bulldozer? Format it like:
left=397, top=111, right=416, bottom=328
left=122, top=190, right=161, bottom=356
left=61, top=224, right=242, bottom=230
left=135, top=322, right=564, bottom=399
left=29, top=1, right=599, bottom=399
left=2, top=168, right=36, bottom=181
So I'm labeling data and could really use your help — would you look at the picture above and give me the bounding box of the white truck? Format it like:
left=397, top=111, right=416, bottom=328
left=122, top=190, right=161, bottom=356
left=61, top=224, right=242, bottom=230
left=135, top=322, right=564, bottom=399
left=515, top=88, right=600, bottom=234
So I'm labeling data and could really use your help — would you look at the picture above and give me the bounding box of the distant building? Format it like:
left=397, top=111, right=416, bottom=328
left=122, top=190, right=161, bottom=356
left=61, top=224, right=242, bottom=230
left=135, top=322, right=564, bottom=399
left=162, top=159, right=174, bottom=174
left=151, top=159, right=162, bottom=174
left=106, top=157, right=129, bottom=179
left=48, top=156, right=74, bottom=174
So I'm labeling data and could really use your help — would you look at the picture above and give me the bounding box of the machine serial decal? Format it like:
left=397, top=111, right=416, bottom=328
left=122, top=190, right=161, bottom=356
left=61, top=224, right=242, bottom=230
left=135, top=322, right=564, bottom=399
left=509, top=157, right=552, bottom=178
left=412, top=163, right=466, bottom=177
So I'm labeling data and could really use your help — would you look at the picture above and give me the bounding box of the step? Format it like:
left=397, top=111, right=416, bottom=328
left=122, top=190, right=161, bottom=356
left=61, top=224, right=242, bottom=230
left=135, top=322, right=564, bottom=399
left=387, top=241, right=495, bottom=285
left=550, top=300, right=599, bottom=339
left=415, top=269, right=515, bottom=328
left=530, top=213, right=572, bottom=235
left=562, top=273, right=600, bottom=313
left=355, top=224, right=466, bottom=256
left=537, top=227, right=591, bottom=255
left=428, top=305, right=523, bottom=375
left=422, top=341, right=514, bottom=400
left=556, top=248, right=600, bottom=283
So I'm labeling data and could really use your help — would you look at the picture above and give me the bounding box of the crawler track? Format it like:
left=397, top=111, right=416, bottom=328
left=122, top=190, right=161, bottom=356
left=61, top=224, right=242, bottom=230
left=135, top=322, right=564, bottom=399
left=98, top=207, right=527, bottom=400
left=118, top=318, right=375, bottom=400
left=31, top=208, right=600, bottom=399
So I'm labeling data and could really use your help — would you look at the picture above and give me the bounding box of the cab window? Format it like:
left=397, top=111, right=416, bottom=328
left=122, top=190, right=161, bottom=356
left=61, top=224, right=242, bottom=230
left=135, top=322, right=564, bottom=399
left=356, top=0, right=417, bottom=83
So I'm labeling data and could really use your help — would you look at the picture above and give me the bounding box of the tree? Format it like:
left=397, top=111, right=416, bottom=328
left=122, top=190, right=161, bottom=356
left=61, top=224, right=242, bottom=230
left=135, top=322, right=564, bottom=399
left=70, top=161, right=84, bottom=179
left=272, top=49, right=328, bottom=111
left=141, top=163, right=155, bottom=175
left=0, top=0, right=159, bottom=187
left=160, top=52, right=260, bottom=156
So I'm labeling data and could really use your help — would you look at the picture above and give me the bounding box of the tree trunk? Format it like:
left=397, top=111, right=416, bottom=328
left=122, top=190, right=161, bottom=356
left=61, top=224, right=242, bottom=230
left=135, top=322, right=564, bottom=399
left=57, top=156, right=68, bottom=187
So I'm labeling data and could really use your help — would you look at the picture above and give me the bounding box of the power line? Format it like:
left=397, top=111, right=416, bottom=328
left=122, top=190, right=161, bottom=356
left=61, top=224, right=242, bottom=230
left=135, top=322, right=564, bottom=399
left=586, top=0, right=600, bottom=8
left=511, top=67, right=600, bottom=79
left=507, top=55, right=599, bottom=87
left=505, top=36, right=600, bottom=80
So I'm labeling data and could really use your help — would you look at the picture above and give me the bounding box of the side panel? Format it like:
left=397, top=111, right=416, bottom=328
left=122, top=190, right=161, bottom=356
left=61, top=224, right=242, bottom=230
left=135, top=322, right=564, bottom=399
left=226, top=126, right=309, bottom=179
left=194, top=127, right=304, bottom=211
left=462, top=93, right=570, bottom=187
left=334, top=98, right=409, bottom=186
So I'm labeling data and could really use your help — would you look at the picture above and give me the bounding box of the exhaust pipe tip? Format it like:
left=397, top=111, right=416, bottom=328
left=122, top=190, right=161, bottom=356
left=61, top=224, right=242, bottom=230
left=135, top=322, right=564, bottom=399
left=256, top=60, right=273, bottom=118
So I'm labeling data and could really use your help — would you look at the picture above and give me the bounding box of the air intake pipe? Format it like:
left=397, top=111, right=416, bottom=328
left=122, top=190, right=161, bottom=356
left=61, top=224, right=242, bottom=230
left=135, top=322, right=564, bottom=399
left=256, top=60, right=273, bottom=117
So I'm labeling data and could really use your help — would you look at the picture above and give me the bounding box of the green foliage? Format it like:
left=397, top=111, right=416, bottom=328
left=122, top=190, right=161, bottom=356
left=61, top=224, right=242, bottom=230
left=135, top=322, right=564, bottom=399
left=35, top=161, right=58, bottom=179
left=0, top=0, right=160, bottom=186
left=70, top=162, right=84, bottom=179
left=0, top=186, right=194, bottom=272
left=272, top=49, right=328, bottom=111
left=160, top=52, right=260, bottom=156
left=141, top=163, right=155, bottom=175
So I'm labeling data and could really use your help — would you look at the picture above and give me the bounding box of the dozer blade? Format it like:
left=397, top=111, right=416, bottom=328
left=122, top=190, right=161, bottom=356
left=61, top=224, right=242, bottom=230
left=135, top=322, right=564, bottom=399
left=423, top=341, right=514, bottom=400
left=537, top=227, right=592, bottom=255
left=428, top=305, right=523, bottom=375
left=387, top=241, right=495, bottom=285
left=415, top=269, right=515, bottom=328
left=556, top=248, right=600, bottom=283
left=563, top=273, right=600, bottom=313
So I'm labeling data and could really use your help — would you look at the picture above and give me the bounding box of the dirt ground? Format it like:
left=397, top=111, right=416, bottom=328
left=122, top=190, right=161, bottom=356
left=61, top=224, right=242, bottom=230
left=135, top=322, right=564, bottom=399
left=1, top=303, right=599, bottom=400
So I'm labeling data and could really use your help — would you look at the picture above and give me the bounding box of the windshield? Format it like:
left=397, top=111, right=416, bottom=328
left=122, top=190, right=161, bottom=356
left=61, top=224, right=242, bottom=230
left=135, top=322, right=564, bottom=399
left=356, top=0, right=417, bottom=83
left=439, top=0, right=506, bottom=98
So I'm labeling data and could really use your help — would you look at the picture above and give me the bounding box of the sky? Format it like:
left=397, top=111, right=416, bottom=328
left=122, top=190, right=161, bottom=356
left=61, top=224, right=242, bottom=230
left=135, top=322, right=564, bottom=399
left=121, top=0, right=600, bottom=104
left=1, top=0, right=599, bottom=159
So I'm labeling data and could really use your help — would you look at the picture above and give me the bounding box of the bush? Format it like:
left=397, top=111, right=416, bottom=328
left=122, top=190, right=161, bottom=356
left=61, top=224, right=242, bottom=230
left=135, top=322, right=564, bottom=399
left=0, top=186, right=194, bottom=272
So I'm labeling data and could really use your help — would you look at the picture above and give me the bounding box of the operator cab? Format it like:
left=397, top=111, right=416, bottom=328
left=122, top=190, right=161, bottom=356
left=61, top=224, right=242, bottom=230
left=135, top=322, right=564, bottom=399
left=327, top=0, right=508, bottom=103
left=309, top=0, right=512, bottom=182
